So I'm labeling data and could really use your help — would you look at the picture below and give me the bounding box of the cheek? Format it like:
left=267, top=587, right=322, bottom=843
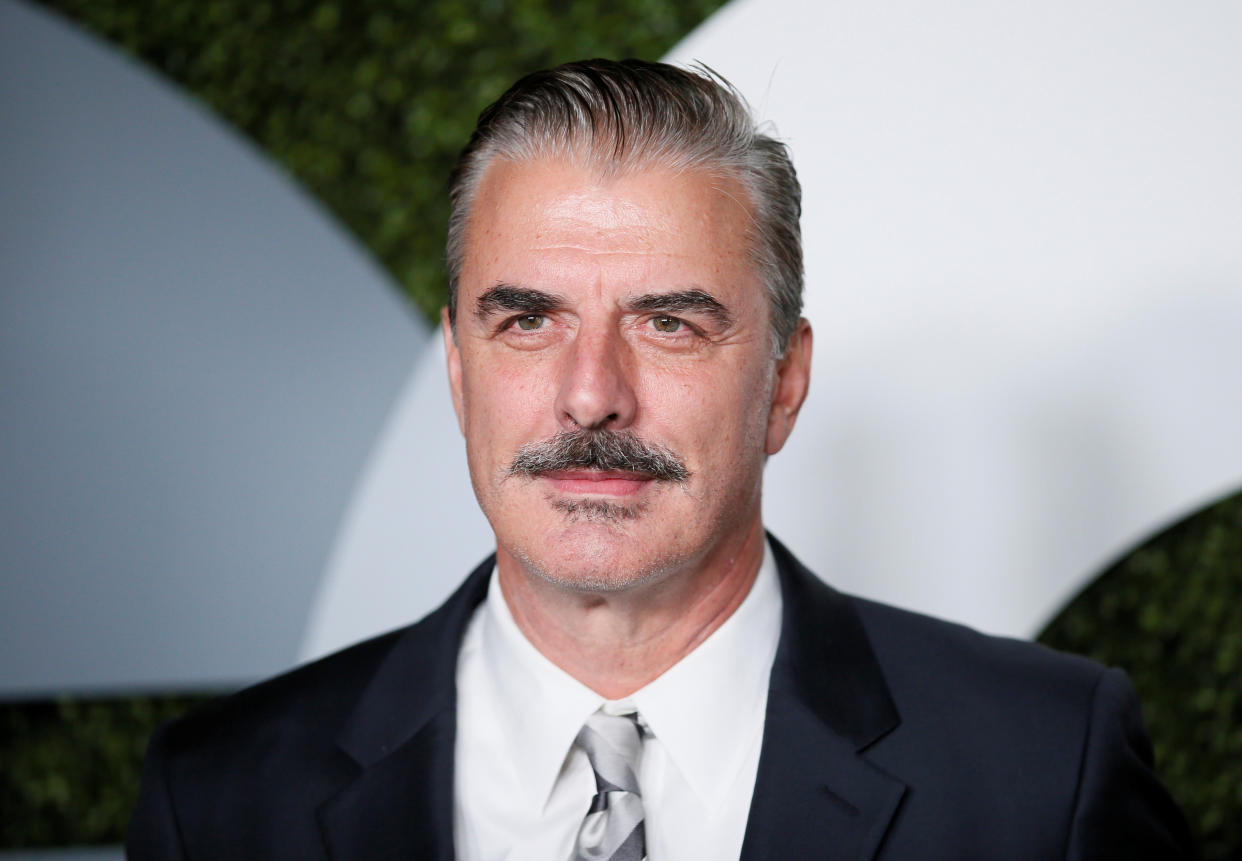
left=719, top=373, right=776, bottom=465
left=461, top=356, right=556, bottom=449
left=648, top=365, right=771, bottom=464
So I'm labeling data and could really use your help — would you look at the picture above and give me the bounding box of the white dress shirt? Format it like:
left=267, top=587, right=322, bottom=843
left=453, top=541, right=783, bottom=861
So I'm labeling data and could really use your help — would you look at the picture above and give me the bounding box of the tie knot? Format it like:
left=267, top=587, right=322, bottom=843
left=576, top=710, right=644, bottom=797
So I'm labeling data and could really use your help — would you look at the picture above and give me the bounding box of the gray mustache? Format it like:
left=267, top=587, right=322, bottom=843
left=507, top=430, right=689, bottom=483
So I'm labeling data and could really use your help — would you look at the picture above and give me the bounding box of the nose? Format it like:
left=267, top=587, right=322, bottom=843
left=554, top=328, right=637, bottom=431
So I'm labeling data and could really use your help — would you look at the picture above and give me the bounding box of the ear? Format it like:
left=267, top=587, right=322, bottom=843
left=442, top=307, right=466, bottom=436
left=765, top=318, right=813, bottom=456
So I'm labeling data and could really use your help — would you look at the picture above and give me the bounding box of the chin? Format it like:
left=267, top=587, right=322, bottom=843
left=510, top=531, right=681, bottom=595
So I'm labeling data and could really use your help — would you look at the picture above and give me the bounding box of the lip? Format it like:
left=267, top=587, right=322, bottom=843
left=540, top=470, right=654, bottom=497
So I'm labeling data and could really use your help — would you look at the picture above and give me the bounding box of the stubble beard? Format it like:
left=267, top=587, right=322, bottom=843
left=515, top=486, right=673, bottom=594
left=548, top=495, right=647, bottom=522
left=510, top=533, right=683, bottom=594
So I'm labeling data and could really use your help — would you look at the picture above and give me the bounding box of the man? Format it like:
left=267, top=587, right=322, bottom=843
left=129, top=59, right=1191, bottom=860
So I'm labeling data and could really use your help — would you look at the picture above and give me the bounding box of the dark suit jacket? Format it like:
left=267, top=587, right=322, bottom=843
left=128, top=536, right=1192, bottom=859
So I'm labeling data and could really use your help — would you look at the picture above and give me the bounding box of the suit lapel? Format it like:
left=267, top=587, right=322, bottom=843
left=316, top=557, right=495, bottom=861
left=317, top=709, right=457, bottom=861
left=741, top=537, right=907, bottom=861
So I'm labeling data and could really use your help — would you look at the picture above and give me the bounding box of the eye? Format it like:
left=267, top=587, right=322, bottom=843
left=651, top=316, right=683, bottom=333
left=514, top=314, right=545, bottom=331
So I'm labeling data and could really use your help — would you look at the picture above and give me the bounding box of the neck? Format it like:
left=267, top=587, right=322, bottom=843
left=496, top=520, right=767, bottom=699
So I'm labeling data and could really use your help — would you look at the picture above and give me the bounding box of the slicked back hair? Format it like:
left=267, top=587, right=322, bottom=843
left=446, top=58, right=804, bottom=355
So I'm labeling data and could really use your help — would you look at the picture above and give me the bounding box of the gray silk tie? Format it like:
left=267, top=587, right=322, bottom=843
left=570, top=709, right=647, bottom=861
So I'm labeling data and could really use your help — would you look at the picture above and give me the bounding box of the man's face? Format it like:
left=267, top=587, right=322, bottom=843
left=445, top=157, right=809, bottom=592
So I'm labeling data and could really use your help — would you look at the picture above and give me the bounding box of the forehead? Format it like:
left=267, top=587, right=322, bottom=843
left=460, top=157, right=760, bottom=294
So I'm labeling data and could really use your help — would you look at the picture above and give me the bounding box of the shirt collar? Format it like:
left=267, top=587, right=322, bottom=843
left=478, top=539, right=783, bottom=811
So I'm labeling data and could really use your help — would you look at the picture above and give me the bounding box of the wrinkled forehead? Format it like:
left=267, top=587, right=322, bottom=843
left=463, top=152, right=759, bottom=263
left=460, top=156, right=760, bottom=285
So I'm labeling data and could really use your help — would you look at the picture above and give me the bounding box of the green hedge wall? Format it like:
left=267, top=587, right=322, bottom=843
left=1039, top=490, right=1242, bottom=859
left=1, top=693, right=216, bottom=847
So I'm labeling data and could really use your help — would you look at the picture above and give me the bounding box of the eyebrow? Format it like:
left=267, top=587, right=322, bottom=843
left=625, top=289, right=733, bottom=329
left=474, top=284, right=566, bottom=320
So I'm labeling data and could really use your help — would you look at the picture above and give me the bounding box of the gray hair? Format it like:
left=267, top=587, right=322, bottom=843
left=446, top=58, right=803, bottom=355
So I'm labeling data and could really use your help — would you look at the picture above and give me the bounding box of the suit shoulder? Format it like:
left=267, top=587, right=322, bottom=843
left=836, top=595, right=1191, bottom=857
left=158, top=624, right=408, bottom=763
left=153, top=559, right=493, bottom=777
left=160, top=555, right=496, bottom=759
left=849, top=594, right=1109, bottom=712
